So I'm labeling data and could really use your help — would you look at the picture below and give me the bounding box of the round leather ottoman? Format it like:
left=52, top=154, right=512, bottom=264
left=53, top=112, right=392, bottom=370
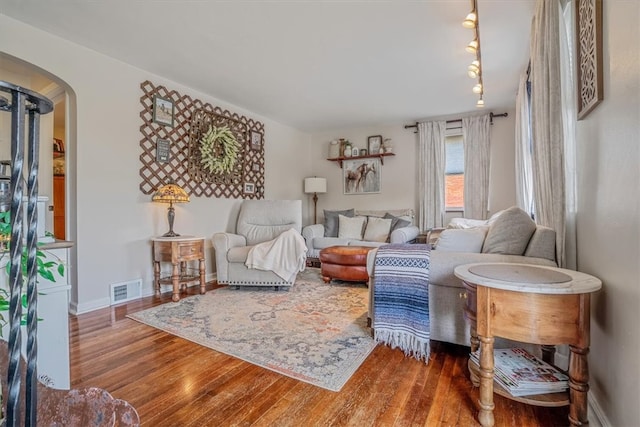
left=319, top=245, right=374, bottom=283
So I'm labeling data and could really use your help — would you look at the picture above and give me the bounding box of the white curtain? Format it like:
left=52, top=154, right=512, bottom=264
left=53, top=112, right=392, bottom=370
left=417, top=121, right=446, bottom=230
left=559, top=0, right=577, bottom=270
left=515, top=70, right=534, bottom=216
left=530, top=0, right=566, bottom=267
left=462, top=114, right=491, bottom=219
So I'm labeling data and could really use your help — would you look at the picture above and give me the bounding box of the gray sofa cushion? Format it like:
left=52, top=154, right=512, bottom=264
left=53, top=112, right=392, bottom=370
left=383, top=212, right=411, bottom=233
left=323, top=209, right=354, bottom=237
left=482, top=206, right=536, bottom=255
left=524, top=226, right=556, bottom=261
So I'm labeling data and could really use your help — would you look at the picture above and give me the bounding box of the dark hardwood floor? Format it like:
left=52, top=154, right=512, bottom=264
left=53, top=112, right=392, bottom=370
left=69, top=280, right=571, bottom=426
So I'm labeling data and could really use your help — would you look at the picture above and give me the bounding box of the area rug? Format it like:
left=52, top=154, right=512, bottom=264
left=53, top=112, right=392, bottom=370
left=127, top=268, right=376, bottom=391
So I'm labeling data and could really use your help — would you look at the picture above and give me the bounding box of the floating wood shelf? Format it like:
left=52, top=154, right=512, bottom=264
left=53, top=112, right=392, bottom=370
left=327, top=152, right=395, bottom=168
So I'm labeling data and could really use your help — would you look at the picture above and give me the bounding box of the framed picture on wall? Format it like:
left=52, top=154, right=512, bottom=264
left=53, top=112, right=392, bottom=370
left=156, top=138, right=170, bottom=163
left=367, top=135, right=382, bottom=154
left=250, top=131, right=263, bottom=150
left=343, top=158, right=380, bottom=195
left=243, top=182, right=255, bottom=194
left=153, top=95, right=174, bottom=127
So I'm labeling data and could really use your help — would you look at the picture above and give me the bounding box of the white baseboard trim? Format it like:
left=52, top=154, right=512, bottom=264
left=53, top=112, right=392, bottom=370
left=70, top=297, right=111, bottom=315
left=588, top=393, right=611, bottom=427
left=72, top=273, right=220, bottom=315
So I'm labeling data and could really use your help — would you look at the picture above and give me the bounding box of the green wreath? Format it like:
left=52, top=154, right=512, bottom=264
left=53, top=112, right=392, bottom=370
left=199, top=125, right=241, bottom=175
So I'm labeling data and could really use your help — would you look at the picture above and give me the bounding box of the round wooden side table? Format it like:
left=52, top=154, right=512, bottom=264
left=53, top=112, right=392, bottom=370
left=454, top=262, right=601, bottom=427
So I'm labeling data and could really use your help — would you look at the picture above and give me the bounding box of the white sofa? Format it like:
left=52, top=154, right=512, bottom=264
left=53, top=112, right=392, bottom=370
left=302, top=208, right=420, bottom=258
left=367, top=206, right=557, bottom=347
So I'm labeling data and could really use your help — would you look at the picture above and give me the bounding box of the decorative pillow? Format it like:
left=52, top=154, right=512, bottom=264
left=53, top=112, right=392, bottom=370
left=383, top=213, right=411, bottom=232
left=482, top=206, right=536, bottom=255
left=435, top=228, right=488, bottom=253
left=363, top=217, right=392, bottom=242
left=323, top=209, right=354, bottom=237
left=338, top=215, right=366, bottom=240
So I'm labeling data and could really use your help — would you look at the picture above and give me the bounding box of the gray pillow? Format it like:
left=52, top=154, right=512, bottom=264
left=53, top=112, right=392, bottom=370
left=482, top=206, right=537, bottom=255
left=323, top=209, right=354, bottom=237
left=383, top=213, right=411, bottom=233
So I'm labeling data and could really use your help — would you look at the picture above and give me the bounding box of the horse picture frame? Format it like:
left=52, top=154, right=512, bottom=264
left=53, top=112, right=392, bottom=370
left=343, top=158, right=380, bottom=195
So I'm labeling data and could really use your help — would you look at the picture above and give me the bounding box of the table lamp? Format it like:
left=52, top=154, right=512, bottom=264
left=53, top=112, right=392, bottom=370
left=304, top=177, right=327, bottom=224
left=152, top=182, right=190, bottom=237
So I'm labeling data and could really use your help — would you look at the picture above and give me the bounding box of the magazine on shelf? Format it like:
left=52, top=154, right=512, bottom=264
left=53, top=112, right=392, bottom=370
left=470, top=348, right=569, bottom=397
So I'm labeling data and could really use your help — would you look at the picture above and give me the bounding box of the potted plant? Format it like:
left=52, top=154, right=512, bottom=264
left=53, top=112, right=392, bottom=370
left=0, top=210, right=64, bottom=337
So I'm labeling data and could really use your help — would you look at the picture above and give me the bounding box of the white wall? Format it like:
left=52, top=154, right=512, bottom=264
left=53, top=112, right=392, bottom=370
left=574, top=2, right=640, bottom=426
left=0, top=14, right=311, bottom=313
left=308, top=112, right=517, bottom=228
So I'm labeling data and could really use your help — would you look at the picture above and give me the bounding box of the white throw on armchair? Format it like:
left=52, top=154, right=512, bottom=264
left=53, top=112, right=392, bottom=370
left=213, top=199, right=304, bottom=288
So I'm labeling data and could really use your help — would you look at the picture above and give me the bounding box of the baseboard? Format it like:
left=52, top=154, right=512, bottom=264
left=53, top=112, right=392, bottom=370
left=70, top=297, right=111, bottom=315
left=588, top=392, right=611, bottom=427
left=71, top=273, right=219, bottom=315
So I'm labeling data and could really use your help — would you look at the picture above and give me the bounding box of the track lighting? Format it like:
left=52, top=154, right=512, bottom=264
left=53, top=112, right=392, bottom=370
left=462, top=11, right=477, bottom=29
left=468, top=60, right=480, bottom=78
left=465, top=39, right=478, bottom=54
left=463, top=0, right=484, bottom=106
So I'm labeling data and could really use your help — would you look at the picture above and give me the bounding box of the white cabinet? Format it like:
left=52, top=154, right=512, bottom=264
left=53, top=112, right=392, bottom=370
left=0, top=240, right=72, bottom=389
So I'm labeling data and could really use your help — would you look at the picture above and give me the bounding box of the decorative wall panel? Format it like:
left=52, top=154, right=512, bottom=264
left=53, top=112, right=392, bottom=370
left=576, top=0, right=603, bottom=120
left=139, top=80, right=265, bottom=198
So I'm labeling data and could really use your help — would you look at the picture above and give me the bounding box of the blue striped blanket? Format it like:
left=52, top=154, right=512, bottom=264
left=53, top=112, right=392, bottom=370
left=373, top=244, right=431, bottom=362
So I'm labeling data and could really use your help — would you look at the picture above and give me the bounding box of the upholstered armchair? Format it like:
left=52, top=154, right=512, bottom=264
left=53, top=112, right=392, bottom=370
left=213, top=199, right=303, bottom=288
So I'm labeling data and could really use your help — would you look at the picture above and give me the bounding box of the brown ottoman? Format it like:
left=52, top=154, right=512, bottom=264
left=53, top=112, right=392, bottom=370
left=319, top=245, right=374, bottom=283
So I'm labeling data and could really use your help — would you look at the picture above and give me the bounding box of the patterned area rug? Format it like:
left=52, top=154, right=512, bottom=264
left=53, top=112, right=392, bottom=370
left=127, top=268, right=376, bottom=391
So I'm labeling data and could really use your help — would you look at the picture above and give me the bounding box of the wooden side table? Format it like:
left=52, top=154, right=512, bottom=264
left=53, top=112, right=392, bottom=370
left=152, top=236, right=206, bottom=302
left=454, top=263, right=601, bottom=427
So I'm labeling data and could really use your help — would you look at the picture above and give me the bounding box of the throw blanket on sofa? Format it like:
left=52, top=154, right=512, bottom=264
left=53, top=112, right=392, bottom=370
left=245, top=228, right=307, bottom=282
left=373, top=243, right=431, bottom=362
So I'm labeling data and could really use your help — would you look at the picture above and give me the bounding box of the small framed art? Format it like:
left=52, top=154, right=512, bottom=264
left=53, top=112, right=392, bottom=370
left=243, top=182, right=255, bottom=194
left=367, top=135, right=382, bottom=154
left=250, top=131, right=263, bottom=150
left=153, top=95, right=174, bottom=127
left=156, top=138, right=170, bottom=163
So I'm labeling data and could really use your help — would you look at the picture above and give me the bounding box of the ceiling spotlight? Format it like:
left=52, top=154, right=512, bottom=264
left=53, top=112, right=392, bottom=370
left=477, top=97, right=485, bottom=108
left=468, top=60, right=480, bottom=78
left=462, top=12, right=477, bottom=29
left=465, top=39, right=478, bottom=54
left=472, top=83, right=483, bottom=94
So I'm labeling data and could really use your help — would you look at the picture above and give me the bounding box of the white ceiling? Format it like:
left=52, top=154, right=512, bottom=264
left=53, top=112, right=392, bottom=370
left=0, top=1, right=535, bottom=132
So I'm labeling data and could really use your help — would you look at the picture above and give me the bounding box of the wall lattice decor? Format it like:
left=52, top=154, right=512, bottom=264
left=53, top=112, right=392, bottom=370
left=139, top=80, right=265, bottom=198
left=576, top=0, right=603, bottom=120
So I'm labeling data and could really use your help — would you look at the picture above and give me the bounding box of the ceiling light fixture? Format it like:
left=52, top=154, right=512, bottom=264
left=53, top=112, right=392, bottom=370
left=462, top=11, right=477, bottom=29
left=465, top=39, right=478, bottom=54
left=468, top=60, right=480, bottom=78
left=463, top=0, right=484, bottom=107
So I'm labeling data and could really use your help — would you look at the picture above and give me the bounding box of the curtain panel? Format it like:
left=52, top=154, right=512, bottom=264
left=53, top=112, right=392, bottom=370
left=530, top=0, right=566, bottom=266
left=462, top=114, right=491, bottom=219
left=417, top=121, right=446, bottom=230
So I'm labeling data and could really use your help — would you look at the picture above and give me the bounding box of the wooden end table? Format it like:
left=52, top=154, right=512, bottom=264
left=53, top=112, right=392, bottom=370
left=454, top=262, right=601, bottom=427
left=152, top=236, right=206, bottom=302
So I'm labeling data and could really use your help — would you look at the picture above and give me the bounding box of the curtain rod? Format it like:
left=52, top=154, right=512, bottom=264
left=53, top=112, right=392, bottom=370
left=403, top=112, right=509, bottom=130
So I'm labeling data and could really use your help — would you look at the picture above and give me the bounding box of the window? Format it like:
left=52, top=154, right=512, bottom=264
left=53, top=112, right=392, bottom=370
left=445, top=134, right=464, bottom=210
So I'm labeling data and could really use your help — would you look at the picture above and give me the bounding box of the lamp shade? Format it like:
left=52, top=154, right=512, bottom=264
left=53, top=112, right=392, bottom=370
left=152, top=183, right=190, bottom=204
left=304, top=177, right=327, bottom=194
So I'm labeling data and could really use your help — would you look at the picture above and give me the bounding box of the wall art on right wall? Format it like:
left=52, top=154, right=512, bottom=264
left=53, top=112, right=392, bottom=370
left=576, top=0, right=603, bottom=120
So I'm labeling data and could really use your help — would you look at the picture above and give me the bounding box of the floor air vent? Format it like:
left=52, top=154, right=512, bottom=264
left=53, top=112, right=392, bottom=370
left=110, top=279, right=142, bottom=305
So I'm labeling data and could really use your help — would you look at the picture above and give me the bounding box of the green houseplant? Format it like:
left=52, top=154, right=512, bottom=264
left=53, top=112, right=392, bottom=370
left=0, top=210, right=64, bottom=336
